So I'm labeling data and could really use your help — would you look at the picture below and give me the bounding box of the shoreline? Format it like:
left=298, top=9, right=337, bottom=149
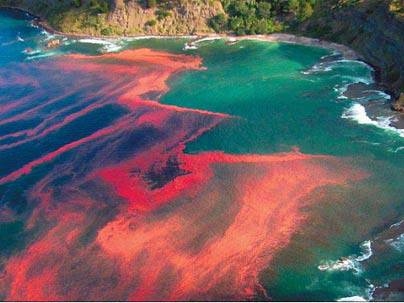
left=0, top=6, right=398, bottom=105
left=37, top=22, right=361, bottom=61
left=2, top=6, right=360, bottom=59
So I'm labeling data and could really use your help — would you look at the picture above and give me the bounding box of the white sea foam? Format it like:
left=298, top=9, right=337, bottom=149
left=302, top=62, right=333, bottom=74
left=390, top=219, right=404, bottom=228
left=77, top=38, right=124, bottom=53
left=193, top=36, right=222, bottom=44
left=183, top=36, right=222, bottom=50
left=303, top=58, right=373, bottom=76
left=318, top=241, right=372, bottom=274
left=342, top=103, right=376, bottom=124
left=102, top=43, right=123, bottom=53
left=320, top=50, right=340, bottom=59
left=356, top=241, right=373, bottom=262
left=389, top=146, right=404, bottom=153
left=30, top=21, right=39, bottom=29
left=341, top=103, right=404, bottom=138
left=336, top=59, right=374, bottom=71
left=318, top=258, right=357, bottom=272
left=385, top=233, right=404, bottom=252
left=22, top=48, right=41, bottom=55
left=362, top=89, right=391, bottom=100
left=183, top=42, right=198, bottom=50
left=336, top=281, right=375, bottom=302
left=337, top=296, right=367, bottom=302
left=40, top=30, right=56, bottom=41
left=301, top=46, right=402, bottom=145
left=356, top=140, right=381, bottom=146
left=1, top=40, right=16, bottom=47
left=123, top=35, right=196, bottom=42
left=341, top=75, right=373, bottom=86
left=26, top=51, right=59, bottom=60
left=79, top=35, right=198, bottom=52
left=78, top=38, right=114, bottom=45
left=334, top=83, right=351, bottom=99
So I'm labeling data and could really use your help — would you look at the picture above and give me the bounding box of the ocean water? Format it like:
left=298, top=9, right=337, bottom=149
left=161, top=39, right=404, bottom=301
left=0, top=8, right=403, bottom=301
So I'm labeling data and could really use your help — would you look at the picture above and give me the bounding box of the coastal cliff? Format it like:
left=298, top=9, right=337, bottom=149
left=0, top=0, right=224, bottom=35
left=0, top=0, right=403, bottom=109
left=108, top=0, right=224, bottom=35
left=296, top=0, right=404, bottom=111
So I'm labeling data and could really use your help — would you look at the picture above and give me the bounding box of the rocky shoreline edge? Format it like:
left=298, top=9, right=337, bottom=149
left=1, top=5, right=402, bottom=113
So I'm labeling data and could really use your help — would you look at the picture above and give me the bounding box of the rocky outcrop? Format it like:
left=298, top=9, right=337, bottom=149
left=392, top=92, right=404, bottom=112
left=297, top=1, right=404, bottom=106
left=108, top=0, right=224, bottom=35
left=373, top=278, right=404, bottom=301
left=45, top=39, right=60, bottom=49
left=0, top=0, right=224, bottom=36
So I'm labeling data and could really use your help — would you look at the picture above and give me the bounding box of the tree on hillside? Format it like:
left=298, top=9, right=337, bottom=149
left=287, top=0, right=300, bottom=14
left=257, top=2, right=272, bottom=18
left=209, top=13, right=228, bottom=32
left=299, top=1, right=314, bottom=20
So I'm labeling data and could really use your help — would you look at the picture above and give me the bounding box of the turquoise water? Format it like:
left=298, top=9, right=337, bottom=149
left=161, top=39, right=404, bottom=301
left=0, top=8, right=403, bottom=301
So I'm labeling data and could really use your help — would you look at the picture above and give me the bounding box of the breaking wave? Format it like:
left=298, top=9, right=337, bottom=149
left=318, top=240, right=373, bottom=274
left=385, top=233, right=404, bottom=252
left=77, top=38, right=124, bottom=53
left=342, top=103, right=404, bottom=138
left=183, top=36, right=222, bottom=51
left=337, top=295, right=367, bottom=302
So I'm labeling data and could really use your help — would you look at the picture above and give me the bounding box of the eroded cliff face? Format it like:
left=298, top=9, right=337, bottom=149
left=298, top=0, right=404, bottom=106
left=109, top=0, right=224, bottom=35
left=0, top=0, right=224, bottom=36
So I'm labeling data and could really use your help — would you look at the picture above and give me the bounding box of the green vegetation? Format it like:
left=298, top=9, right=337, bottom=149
left=71, top=0, right=82, bottom=8
left=145, top=19, right=157, bottom=27
left=209, top=0, right=317, bottom=35
left=0, top=0, right=402, bottom=38
left=88, top=0, right=109, bottom=14
left=209, top=0, right=403, bottom=36
left=155, top=8, right=171, bottom=21
left=0, top=0, right=116, bottom=35
left=209, top=13, right=227, bottom=32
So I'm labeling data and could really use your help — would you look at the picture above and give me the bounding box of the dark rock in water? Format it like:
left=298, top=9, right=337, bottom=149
left=392, top=93, right=404, bottom=113
left=298, top=1, right=404, bottom=101
left=373, top=278, right=404, bottom=301
left=344, top=82, right=385, bottom=100
left=342, top=82, right=404, bottom=129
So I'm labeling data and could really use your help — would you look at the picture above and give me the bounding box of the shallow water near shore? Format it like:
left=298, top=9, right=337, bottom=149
left=0, top=8, right=403, bottom=301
